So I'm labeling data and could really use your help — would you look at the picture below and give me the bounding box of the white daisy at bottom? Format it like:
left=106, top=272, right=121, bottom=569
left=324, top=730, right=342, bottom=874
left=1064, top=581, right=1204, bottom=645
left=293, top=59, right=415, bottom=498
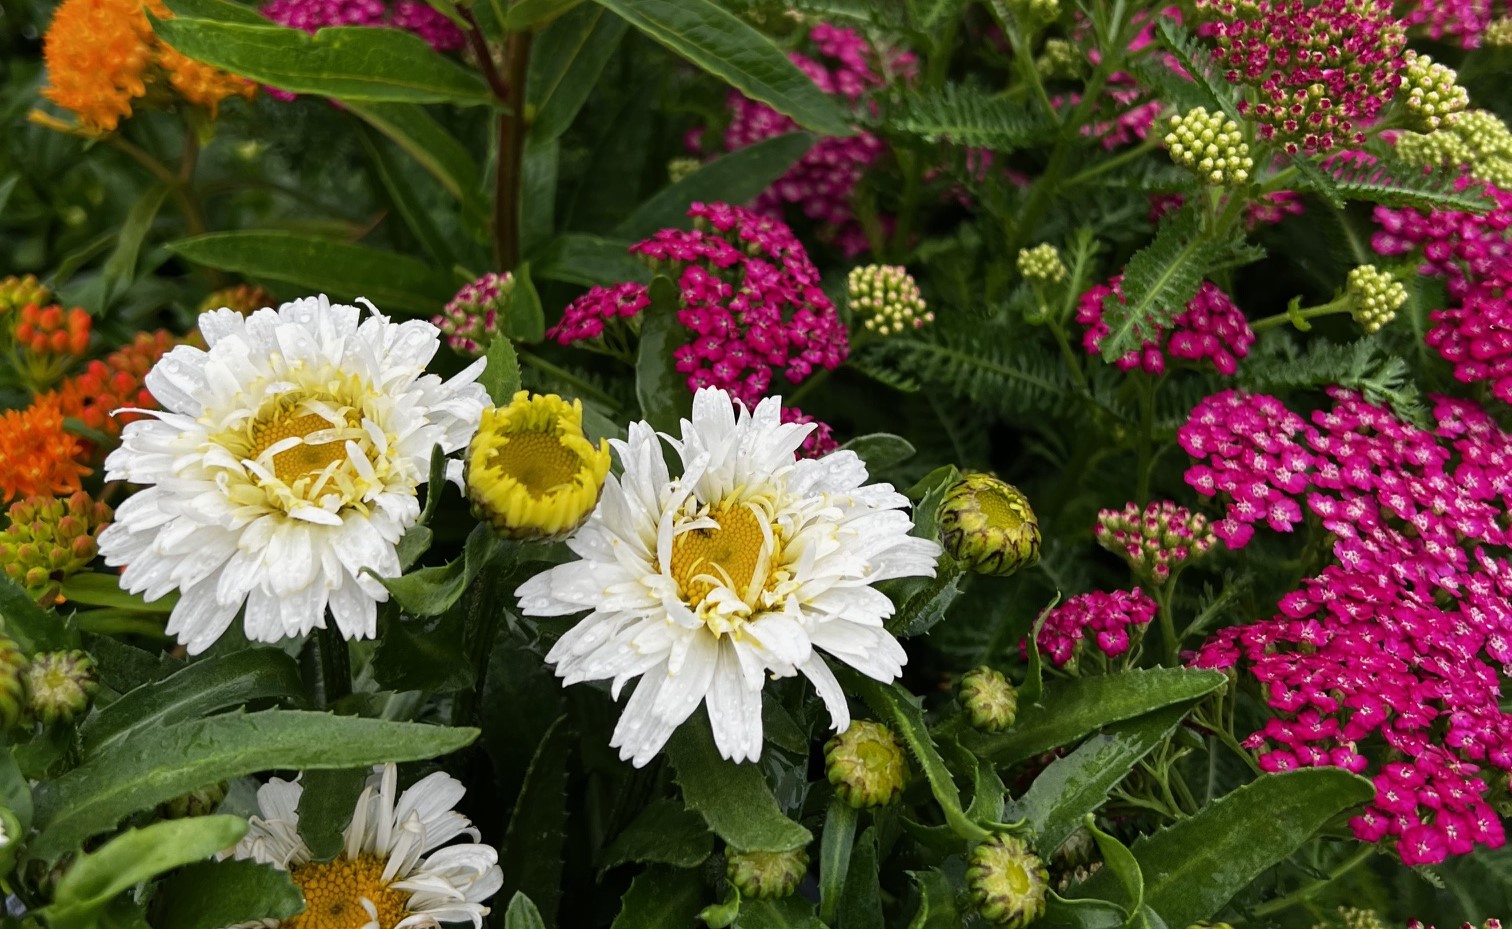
left=227, top=764, right=502, bottom=929
left=515, top=387, right=942, bottom=767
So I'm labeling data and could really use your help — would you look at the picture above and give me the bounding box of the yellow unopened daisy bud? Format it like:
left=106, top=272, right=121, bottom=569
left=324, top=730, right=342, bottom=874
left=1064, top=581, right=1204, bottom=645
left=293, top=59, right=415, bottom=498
left=0, top=636, right=27, bottom=731
left=1345, top=265, right=1407, bottom=334
left=958, top=666, right=1018, bottom=732
left=1017, top=244, right=1068, bottom=284
left=825, top=720, right=908, bottom=809
left=1163, top=107, right=1253, bottom=186
left=466, top=391, right=611, bottom=542
left=966, top=834, right=1049, bottom=928
left=724, top=846, right=809, bottom=899
left=936, top=473, right=1041, bottom=577
left=848, top=264, right=933, bottom=335
left=25, top=649, right=97, bottom=724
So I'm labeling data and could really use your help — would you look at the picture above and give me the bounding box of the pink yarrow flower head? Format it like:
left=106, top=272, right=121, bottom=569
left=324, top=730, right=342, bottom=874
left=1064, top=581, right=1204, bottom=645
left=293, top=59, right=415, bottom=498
left=1095, top=500, right=1217, bottom=581
left=1029, top=588, right=1157, bottom=667
left=548, top=203, right=848, bottom=409
left=1209, top=0, right=1408, bottom=154
left=434, top=272, right=514, bottom=358
left=1149, top=191, right=1306, bottom=229
left=780, top=406, right=840, bottom=459
left=1076, top=276, right=1255, bottom=376
left=1372, top=178, right=1512, bottom=300
left=1426, top=262, right=1512, bottom=403
left=1403, top=0, right=1508, bottom=47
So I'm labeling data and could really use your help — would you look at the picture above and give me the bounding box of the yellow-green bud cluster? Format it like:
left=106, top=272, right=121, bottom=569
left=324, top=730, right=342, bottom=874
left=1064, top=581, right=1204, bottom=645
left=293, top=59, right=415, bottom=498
left=1402, top=52, right=1469, bottom=132
left=0, top=636, right=27, bottom=731
left=957, top=666, right=1018, bottom=732
left=160, top=782, right=229, bottom=819
left=966, top=834, right=1049, bottom=928
left=825, top=720, right=908, bottom=809
left=25, top=649, right=97, bottom=724
left=1162, top=107, right=1253, bottom=186
left=667, top=157, right=701, bottom=185
left=847, top=264, right=934, bottom=335
left=0, top=275, right=51, bottom=316
left=1345, top=265, right=1407, bottom=333
left=1011, top=0, right=1060, bottom=24
left=1187, top=923, right=1236, bottom=929
left=937, top=473, right=1041, bottom=577
left=1017, top=244, right=1068, bottom=285
left=1035, top=39, right=1079, bottom=78
left=0, top=493, right=112, bottom=600
left=1395, top=109, right=1512, bottom=189
left=724, top=846, right=809, bottom=899
left=1329, top=907, right=1387, bottom=929
left=1485, top=16, right=1512, bottom=45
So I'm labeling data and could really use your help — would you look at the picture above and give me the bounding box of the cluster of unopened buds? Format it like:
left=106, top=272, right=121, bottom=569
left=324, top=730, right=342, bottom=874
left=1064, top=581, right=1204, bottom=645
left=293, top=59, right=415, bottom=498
left=434, top=272, right=514, bottom=357
left=1345, top=264, right=1407, bottom=333
left=1163, top=107, right=1253, bottom=185
left=1017, top=244, right=1068, bottom=284
left=1095, top=500, right=1217, bottom=582
left=0, top=492, right=111, bottom=600
left=1401, top=51, right=1469, bottom=131
left=1, top=277, right=92, bottom=388
left=847, top=264, right=933, bottom=335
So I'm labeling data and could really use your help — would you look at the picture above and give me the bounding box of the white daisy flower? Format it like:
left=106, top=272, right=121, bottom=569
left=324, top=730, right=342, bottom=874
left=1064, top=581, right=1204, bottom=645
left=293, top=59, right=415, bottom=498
left=97, top=296, right=488, bottom=654
left=515, top=387, right=941, bottom=767
left=230, top=763, right=503, bottom=929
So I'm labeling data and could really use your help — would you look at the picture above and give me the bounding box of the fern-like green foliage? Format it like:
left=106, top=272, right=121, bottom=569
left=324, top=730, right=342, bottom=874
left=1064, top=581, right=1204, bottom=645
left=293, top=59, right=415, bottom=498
left=1294, top=152, right=1498, bottom=213
left=1241, top=338, right=1430, bottom=426
left=882, top=83, right=1054, bottom=151
left=1142, top=19, right=1244, bottom=123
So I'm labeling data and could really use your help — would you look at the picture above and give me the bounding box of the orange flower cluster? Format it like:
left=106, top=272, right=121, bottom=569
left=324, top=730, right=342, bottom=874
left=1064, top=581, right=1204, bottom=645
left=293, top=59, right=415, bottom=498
left=52, top=329, right=176, bottom=442
left=14, top=304, right=90, bottom=357
left=0, top=398, right=91, bottom=505
left=41, top=0, right=255, bottom=132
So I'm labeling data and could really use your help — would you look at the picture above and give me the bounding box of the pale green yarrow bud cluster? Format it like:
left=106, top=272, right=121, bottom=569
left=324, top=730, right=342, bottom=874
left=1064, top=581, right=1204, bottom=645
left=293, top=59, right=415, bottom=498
left=1012, top=0, right=1060, bottom=24
left=848, top=264, right=933, bottom=335
left=1036, top=38, right=1078, bottom=78
left=1402, top=52, right=1469, bottom=132
left=0, top=492, right=112, bottom=600
left=958, top=667, right=1018, bottom=732
left=1486, top=16, right=1512, bottom=44
left=724, top=847, right=809, bottom=899
left=1017, top=244, right=1067, bottom=284
left=825, top=720, right=908, bottom=808
left=667, top=156, right=701, bottom=185
left=160, top=782, right=230, bottom=819
left=25, top=649, right=98, bottom=724
left=1395, top=109, right=1512, bottom=189
left=966, top=834, right=1049, bottom=928
left=1346, top=265, right=1407, bottom=333
left=0, top=636, right=27, bottom=731
left=937, top=473, right=1041, bottom=577
left=1330, top=907, right=1387, bottom=929
left=1163, top=107, right=1253, bottom=186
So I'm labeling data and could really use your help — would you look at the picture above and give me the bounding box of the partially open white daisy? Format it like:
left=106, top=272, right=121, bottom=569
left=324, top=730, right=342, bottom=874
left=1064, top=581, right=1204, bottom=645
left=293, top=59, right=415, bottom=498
left=97, top=296, right=488, bottom=653
left=230, top=764, right=503, bottom=929
left=515, top=387, right=941, bottom=766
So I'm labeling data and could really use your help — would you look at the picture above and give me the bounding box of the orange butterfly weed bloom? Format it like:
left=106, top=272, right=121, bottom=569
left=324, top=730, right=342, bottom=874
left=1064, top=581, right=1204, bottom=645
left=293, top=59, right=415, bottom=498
left=14, top=304, right=91, bottom=358
left=41, top=0, right=255, bottom=133
left=0, top=397, right=91, bottom=505
left=53, top=329, right=176, bottom=445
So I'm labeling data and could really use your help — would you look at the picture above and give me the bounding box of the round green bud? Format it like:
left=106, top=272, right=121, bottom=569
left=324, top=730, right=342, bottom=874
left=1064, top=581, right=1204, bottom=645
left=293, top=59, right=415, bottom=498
left=825, top=720, right=908, bottom=809
left=724, top=846, right=809, bottom=899
left=1016, top=244, right=1068, bottom=285
left=1402, top=51, right=1469, bottom=132
left=1345, top=265, right=1407, bottom=334
left=0, top=636, right=28, bottom=731
left=667, top=157, right=702, bottom=185
left=958, top=667, right=1018, bottom=732
left=936, top=474, right=1041, bottom=577
left=1163, top=107, right=1253, bottom=186
left=25, top=650, right=98, bottom=725
left=967, top=834, right=1050, bottom=928
left=160, top=782, right=230, bottom=819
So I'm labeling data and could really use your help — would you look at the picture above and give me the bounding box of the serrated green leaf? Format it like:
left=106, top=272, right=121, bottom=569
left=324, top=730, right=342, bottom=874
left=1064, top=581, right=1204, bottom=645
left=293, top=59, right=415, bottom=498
left=1329, top=156, right=1497, bottom=212
left=0, top=748, right=31, bottom=832
left=370, top=608, right=473, bottom=692
left=635, top=276, right=688, bottom=433
left=155, top=858, right=304, bottom=929
left=32, top=711, right=478, bottom=860
left=373, top=523, right=502, bottom=617
left=504, top=892, right=548, bottom=929
left=59, top=573, right=176, bottom=613
left=887, top=559, right=964, bottom=638
left=296, top=768, right=368, bottom=861
left=344, top=102, right=484, bottom=204
left=667, top=717, right=812, bottom=853
left=965, top=668, right=1228, bottom=766
left=599, top=798, right=714, bottom=871
left=905, top=868, right=958, bottom=929
left=167, top=232, right=456, bottom=317
left=482, top=337, right=524, bottom=404
left=735, top=898, right=826, bottom=929
left=1151, top=19, right=1242, bottom=123
left=79, top=647, right=307, bottom=756
left=839, top=828, right=883, bottom=929
left=0, top=574, right=74, bottom=654
left=531, top=233, right=649, bottom=285
left=152, top=13, right=492, bottom=105
left=587, top=0, right=852, bottom=136
left=44, top=816, right=249, bottom=929
left=886, top=84, right=1053, bottom=150
left=611, top=866, right=707, bottom=929
left=528, top=4, right=628, bottom=143
left=500, top=717, right=571, bottom=924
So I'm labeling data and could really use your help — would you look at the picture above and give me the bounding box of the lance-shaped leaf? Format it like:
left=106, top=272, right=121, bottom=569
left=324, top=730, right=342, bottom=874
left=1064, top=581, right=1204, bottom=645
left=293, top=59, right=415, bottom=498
left=667, top=718, right=811, bottom=853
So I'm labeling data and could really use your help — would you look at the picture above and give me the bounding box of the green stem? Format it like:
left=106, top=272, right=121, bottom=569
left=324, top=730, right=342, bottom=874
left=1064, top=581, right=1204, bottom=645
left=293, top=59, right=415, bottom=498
left=1154, top=584, right=1177, bottom=665
left=317, top=627, right=352, bottom=708
left=518, top=350, right=622, bottom=410
left=1252, top=846, right=1374, bottom=916
left=784, top=366, right=832, bottom=408
left=495, top=30, right=532, bottom=271
left=1251, top=298, right=1350, bottom=333
left=1047, top=317, right=1090, bottom=392
left=1134, top=375, right=1158, bottom=504
left=1061, top=137, right=1159, bottom=188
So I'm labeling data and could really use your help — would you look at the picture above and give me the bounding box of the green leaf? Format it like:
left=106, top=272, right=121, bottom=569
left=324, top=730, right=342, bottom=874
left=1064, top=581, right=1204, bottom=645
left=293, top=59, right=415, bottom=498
left=1017, top=594, right=1060, bottom=708
left=482, top=337, right=524, bottom=404
left=31, top=711, right=478, bottom=860
left=528, top=3, right=628, bottom=143
left=296, top=768, right=368, bottom=861
left=667, top=718, right=812, bottom=853
left=0, top=748, right=32, bottom=832
left=905, top=868, right=958, bottom=929
left=635, top=276, right=688, bottom=433
left=0, top=573, right=74, bottom=654
left=1040, top=891, right=1128, bottom=929
left=735, top=898, right=826, bottom=929
left=532, top=233, right=649, bottom=285
left=910, top=0, right=969, bottom=31
left=372, top=522, right=502, bottom=616
left=839, top=434, right=916, bottom=474
left=520, top=140, right=560, bottom=259
left=370, top=608, right=473, bottom=692
left=152, top=13, right=492, bottom=105
left=1011, top=703, right=1193, bottom=854
left=887, top=558, right=965, bottom=638
left=599, top=798, right=714, bottom=871
left=1070, top=769, right=1375, bottom=925
left=1150, top=20, right=1243, bottom=123
left=587, top=0, right=852, bottom=136
left=611, top=866, right=707, bottom=929
left=1085, top=817, right=1143, bottom=915
left=613, top=133, right=814, bottom=240
left=885, top=84, right=1053, bottom=150
left=358, top=127, right=457, bottom=268
left=508, top=263, right=547, bottom=343
left=155, top=859, right=304, bottom=929
left=156, top=0, right=265, bottom=22
left=504, top=893, right=548, bottom=929
left=838, top=828, right=882, bottom=929
left=344, top=102, right=484, bottom=204
left=43, top=816, right=249, bottom=929
left=818, top=800, right=858, bottom=924
left=102, top=183, right=170, bottom=303
left=964, top=668, right=1228, bottom=766
left=59, top=572, right=177, bottom=613
left=79, top=647, right=307, bottom=756
left=507, top=0, right=588, bottom=29
left=500, top=717, right=572, bottom=924
left=1328, top=155, right=1498, bottom=212
left=167, top=232, right=456, bottom=317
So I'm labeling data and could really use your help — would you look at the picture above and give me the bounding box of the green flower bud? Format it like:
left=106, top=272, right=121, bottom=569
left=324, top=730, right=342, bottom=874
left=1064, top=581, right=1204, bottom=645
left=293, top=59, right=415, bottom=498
left=25, top=650, right=98, bottom=725
left=1402, top=51, right=1469, bottom=132
left=0, top=492, right=112, bottom=601
left=967, top=834, right=1049, bottom=928
left=1016, top=244, right=1068, bottom=285
left=1186, top=923, right=1235, bottom=929
left=1345, top=265, right=1407, bottom=334
left=0, top=275, right=51, bottom=316
left=160, top=782, right=230, bottom=819
left=1163, top=107, right=1253, bottom=186
left=958, top=667, right=1018, bottom=732
left=825, top=720, right=908, bottom=809
left=936, top=473, right=1041, bottom=577
left=724, top=846, right=809, bottom=899
left=667, top=157, right=702, bottom=184
left=1035, top=38, right=1079, bottom=78
left=1334, top=909, right=1387, bottom=929
left=0, top=637, right=26, bottom=732
left=1486, top=16, right=1512, bottom=45
left=848, top=265, right=933, bottom=336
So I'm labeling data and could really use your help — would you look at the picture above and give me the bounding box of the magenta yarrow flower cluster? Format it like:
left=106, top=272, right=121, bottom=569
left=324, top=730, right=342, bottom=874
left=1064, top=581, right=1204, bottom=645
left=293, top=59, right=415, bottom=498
left=1209, top=0, right=1407, bottom=154
left=1372, top=178, right=1511, bottom=300
left=1095, top=500, right=1217, bottom=581
left=1188, top=389, right=1512, bottom=863
left=1076, top=277, right=1255, bottom=375
left=1426, top=264, right=1512, bottom=403
left=261, top=0, right=463, bottom=50
left=1059, top=9, right=1185, bottom=150
left=1150, top=191, right=1306, bottom=229
left=433, top=272, right=513, bottom=358
left=1403, top=0, right=1508, bottom=47
left=1030, top=588, right=1157, bottom=667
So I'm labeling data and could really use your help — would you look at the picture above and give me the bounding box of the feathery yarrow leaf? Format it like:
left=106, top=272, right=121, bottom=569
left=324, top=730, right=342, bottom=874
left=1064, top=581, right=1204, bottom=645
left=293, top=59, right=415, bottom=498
left=884, top=84, right=1054, bottom=151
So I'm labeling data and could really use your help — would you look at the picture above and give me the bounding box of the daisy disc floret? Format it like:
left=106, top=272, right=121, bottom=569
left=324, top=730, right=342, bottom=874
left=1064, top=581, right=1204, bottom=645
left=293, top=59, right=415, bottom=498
left=229, top=763, right=503, bottom=929
left=515, top=387, right=942, bottom=767
left=96, top=296, right=488, bottom=654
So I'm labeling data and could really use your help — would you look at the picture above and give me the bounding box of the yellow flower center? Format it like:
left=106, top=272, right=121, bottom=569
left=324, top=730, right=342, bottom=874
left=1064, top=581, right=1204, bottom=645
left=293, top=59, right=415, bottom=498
left=669, top=497, right=790, bottom=628
left=286, top=855, right=407, bottom=929
left=249, top=411, right=354, bottom=485
left=977, top=484, right=1027, bottom=527
left=484, top=431, right=584, bottom=497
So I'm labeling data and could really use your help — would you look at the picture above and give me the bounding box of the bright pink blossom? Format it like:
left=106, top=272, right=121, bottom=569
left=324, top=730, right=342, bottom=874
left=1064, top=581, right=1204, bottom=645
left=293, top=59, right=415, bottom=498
left=1077, top=277, right=1255, bottom=376
left=1030, top=588, right=1158, bottom=667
